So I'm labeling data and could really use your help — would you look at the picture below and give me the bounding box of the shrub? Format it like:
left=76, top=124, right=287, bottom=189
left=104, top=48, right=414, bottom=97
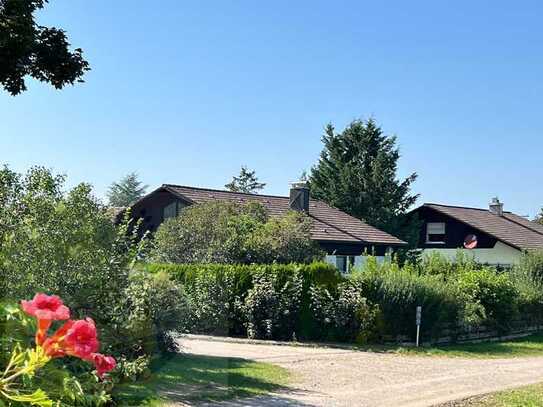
left=310, top=281, right=379, bottom=343
left=510, top=252, right=543, bottom=321
left=184, top=268, right=240, bottom=335
left=240, top=271, right=303, bottom=340
left=514, top=250, right=543, bottom=284
left=152, top=200, right=323, bottom=264
left=352, top=260, right=460, bottom=341
left=453, top=268, right=519, bottom=332
left=0, top=166, right=181, bottom=372
left=119, top=271, right=190, bottom=355
left=245, top=211, right=324, bottom=264
left=149, top=262, right=343, bottom=339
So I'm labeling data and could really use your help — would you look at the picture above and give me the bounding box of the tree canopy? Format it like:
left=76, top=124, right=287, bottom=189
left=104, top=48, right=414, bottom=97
left=0, top=0, right=89, bottom=95
left=309, top=118, right=419, bottom=241
left=535, top=208, right=543, bottom=225
left=152, top=200, right=322, bottom=264
left=107, top=172, right=148, bottom=207
left=225, top=166, right=266, bottom=194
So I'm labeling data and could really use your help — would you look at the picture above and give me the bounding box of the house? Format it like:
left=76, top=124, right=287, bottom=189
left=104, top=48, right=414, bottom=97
left=129, top=182, right=407, bottom=272
left=411, top=198, right=543, bottom=266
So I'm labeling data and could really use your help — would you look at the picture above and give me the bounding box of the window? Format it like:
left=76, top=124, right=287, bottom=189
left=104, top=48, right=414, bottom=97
left=163, top=201, right=178, bottom=220
left=336, top=255, right=355, bottom=274
left=426, top=222, right=446, bottom=243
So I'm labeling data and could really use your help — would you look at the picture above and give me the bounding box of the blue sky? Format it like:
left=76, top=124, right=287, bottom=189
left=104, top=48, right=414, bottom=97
left=1, top=1, right=542, bottom=217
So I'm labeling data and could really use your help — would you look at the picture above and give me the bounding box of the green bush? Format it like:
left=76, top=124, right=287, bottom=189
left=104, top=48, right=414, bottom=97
left=511, top=252, right=543, bottom=321
left=148, top=253, right=543, bottom=344
left=147, top=262, right=343, bottom=339
left=0, top=166, right=184, bottom=375
left=515, top=250, right=543, bottom=283
left=453, top=269, right=519, bottom=332
left=240, top=271, right=303, bottom=340
left=151, top=200, right=323, bottom=264
left=310, top=281, right=379, bottom=343
left=352, top=263, right=459, bottom=341
left=118, top=271, right=190, bottom=355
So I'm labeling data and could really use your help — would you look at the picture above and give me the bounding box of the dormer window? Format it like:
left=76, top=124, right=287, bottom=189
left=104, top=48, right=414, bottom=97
left=426, top=222, right=446, bottom=244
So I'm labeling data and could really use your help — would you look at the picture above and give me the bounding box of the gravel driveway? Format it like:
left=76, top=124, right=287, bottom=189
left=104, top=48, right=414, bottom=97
left=178, top=336, right=543, bottom=407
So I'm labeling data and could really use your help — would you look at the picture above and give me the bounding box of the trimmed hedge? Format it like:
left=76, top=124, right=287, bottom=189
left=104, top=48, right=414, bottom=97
left=145, top=262, right=343, bottom=339
left=146, top=252, right=543, bottom=344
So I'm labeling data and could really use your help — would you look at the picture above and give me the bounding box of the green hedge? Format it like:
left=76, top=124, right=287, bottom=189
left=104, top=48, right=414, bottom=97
left=353, top=269, right=460, bottom=341
left=145, top=262, right=343, bottom=339
left=146, top=253, right=543, bottom=344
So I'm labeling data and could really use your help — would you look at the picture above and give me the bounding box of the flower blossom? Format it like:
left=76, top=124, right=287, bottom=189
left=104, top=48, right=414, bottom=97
left=21, top=293, right=70, bottom=345
left=42, top=318, right=99, bottom=360
left=90, top=353, right=116, bottom=378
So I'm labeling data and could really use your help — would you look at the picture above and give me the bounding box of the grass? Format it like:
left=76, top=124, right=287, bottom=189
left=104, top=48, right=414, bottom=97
left=452, top=383, right=543, bottom=406
left=397, top=333, right=543, bottom=358
left=336, top=333, right=543, bottom=359
left=114, top=353, right=290, bottom=406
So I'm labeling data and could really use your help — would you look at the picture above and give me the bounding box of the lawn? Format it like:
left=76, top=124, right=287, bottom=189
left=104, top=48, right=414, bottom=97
left=451, top=383, right=543, bottom=406
left=114, top=353, right=289, bottom=406
left=347, top=333, right=543, bottom=359
left=399, top=333, right=543, bottom=358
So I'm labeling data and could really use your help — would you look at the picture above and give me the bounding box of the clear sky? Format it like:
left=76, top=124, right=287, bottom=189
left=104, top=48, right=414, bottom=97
left=1, top=1, right=542, bottom=217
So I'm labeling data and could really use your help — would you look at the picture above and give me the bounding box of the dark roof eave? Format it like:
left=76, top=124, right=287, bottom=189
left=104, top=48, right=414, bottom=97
left=315, top=238, right=407, bottom=247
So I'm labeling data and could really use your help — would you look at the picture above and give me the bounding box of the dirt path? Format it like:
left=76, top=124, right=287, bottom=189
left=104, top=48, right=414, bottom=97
left=178, top=337, right=543, bottom=407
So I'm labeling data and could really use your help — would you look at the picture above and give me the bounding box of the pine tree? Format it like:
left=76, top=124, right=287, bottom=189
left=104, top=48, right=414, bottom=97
left=309, top=118, right=419, bottom=239
left=225, top=166, right=266, bottom=194
left=107, top=172, right=148, bottom=207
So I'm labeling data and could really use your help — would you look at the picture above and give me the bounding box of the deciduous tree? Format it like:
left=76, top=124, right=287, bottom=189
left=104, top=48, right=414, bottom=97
left=152, top=201, right=322, bottom=264
left=0, top=0, right=90, bottom=95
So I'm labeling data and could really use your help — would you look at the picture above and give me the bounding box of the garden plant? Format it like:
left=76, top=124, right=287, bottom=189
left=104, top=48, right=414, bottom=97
left=1, top=294, right=115, bottom=406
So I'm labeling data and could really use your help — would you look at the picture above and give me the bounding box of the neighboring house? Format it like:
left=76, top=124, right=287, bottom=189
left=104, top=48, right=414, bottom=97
left=129, top=182, right=406, bottom=272
left=411, top=198, right=543, bottom=266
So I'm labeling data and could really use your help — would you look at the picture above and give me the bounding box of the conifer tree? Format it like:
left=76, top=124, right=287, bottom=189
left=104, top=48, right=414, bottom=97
left=225, top=166, right=266, bottom=194
left=107, top=172, right=147, bottom=207
left=309, top=118, right=418, bottom=240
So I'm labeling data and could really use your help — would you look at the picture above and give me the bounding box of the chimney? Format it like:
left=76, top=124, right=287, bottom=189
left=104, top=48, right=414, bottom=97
left=289, top=181, right=310, bottom=213
left=489, top=197, right=504, bottom=216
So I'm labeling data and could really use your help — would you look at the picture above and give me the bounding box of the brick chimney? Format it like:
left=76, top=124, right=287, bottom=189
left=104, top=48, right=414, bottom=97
left=289, top=182, right=310, bottom=213
left=489, top=197, right=504, bottom=216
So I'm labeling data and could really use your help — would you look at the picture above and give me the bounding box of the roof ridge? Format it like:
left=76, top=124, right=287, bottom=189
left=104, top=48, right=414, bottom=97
left=424, top=202, right=512, bottom=214
left=163, top=183, right=293, bottom=200
left=164, top=183, right=334, bottom=206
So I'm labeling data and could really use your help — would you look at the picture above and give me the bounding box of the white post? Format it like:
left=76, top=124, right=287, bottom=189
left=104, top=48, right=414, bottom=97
left=416, top=306, right=422, bottom=347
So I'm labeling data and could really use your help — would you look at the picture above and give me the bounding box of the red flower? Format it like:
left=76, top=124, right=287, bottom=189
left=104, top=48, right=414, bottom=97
left=90, top=353, right=116, bottom=378
left=21, top=293, right=70, bottom=345
left=42, top=318, right=99, bottom=360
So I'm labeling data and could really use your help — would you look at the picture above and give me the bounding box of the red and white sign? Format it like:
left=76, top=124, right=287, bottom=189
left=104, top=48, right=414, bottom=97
left=463, top=234, right=478, bottom=249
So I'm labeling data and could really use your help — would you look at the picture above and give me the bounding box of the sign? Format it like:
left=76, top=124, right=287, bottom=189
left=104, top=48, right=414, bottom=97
left=415, top=306, right=422, bottom=347
left=464, top=234, right=478, bottom=249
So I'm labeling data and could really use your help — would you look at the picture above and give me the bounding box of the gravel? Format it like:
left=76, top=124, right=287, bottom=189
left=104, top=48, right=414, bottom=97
left=178, top=336, right=543, bottom=407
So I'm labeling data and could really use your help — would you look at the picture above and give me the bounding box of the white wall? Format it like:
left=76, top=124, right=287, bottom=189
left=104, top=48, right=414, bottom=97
left=422, top=241, right=522, bottom=266
left=325, top=255, right=386, bottom=273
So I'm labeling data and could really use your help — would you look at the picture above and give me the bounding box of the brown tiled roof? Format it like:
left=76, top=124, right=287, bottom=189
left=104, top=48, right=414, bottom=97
left=422, top=203, right=543, bottom=251
left=162, top=184, right=406, bottom=246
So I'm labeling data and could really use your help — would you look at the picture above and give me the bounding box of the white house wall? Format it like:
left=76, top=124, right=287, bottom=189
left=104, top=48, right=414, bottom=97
left=422, top=241, right=522, bottom=266
left=325, top=255, right=386, bottom=273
